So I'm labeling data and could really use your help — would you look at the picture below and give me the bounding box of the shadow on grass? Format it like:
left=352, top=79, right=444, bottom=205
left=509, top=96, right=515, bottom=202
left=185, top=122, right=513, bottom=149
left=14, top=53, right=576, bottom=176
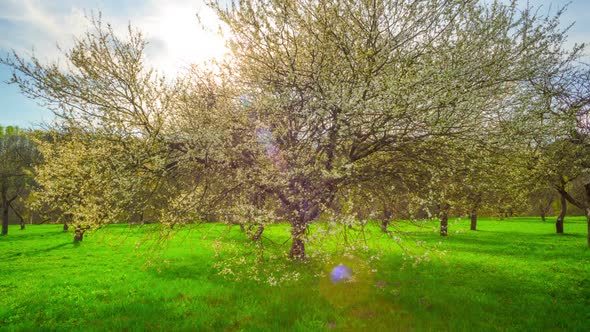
left=0, top=229, right=67, bottom=243
left=153, top=262, right=211, bottom=280
left=0, top=242, right=75, bottom=262
left=536, top=232, right=586, bottom=238
left=376, top=256, right=590, bottom=331
left=432, top=234, right=589, bottom=265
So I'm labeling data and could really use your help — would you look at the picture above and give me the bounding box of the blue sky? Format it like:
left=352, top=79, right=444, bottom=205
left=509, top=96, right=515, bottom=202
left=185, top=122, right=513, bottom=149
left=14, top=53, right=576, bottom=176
left=1, top=0, right=589, bottom=129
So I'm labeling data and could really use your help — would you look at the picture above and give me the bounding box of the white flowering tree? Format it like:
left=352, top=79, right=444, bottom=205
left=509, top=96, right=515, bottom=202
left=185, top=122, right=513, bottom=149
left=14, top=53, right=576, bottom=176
left=211, top=0, right=574, bottom=258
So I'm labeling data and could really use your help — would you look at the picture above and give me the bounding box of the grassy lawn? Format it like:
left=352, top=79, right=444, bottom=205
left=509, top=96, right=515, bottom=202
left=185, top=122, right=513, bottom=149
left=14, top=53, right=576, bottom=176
left=1, top=217, right=589, bottom=331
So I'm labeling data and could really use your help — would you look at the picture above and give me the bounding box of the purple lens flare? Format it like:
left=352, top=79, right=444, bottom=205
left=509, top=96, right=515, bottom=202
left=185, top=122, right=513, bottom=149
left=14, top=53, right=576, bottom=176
left=330, top=264, right=353, bottom=284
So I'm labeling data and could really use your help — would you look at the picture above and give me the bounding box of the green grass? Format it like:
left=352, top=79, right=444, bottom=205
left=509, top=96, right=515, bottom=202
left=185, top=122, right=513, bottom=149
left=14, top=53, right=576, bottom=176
left=1, top=217, right=589, bottom=331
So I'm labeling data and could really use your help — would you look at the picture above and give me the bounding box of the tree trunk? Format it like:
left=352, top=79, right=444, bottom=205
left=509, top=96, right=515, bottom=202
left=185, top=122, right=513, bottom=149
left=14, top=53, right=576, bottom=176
left=380, top=207, right=392, bottom=233
left=1, top=188, right=8, bottom=236
left=63, top=223, right=69, bottom=232
left=556, top=193, right=566, bottom=234
left=1, top=200, right=8, bottom=236
left=250, top=224, right=264, bottom=241
left=289, top=222, right=307, bottom=260
left=584, top=183, right=590, bottom=248
left=469, top=195, right=481, bottom=231
left=470, top=211, right=477, bottom=231
left=381, top=219, right=389, bottom=233
left=440, top=211, right=448, bottom=237
left=540, top=212, right=546, bottom=222
left=9, top=202, right=25, bottom=230
left=555, top=183, right=590, bottom=247
left=74, top=228, right=85, bottom=242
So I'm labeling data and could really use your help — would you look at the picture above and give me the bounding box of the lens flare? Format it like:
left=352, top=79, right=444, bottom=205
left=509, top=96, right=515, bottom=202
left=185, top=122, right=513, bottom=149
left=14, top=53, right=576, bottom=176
left=330, top=264, right=353, bottom=284
left=319, top=255, right=374, bottom=308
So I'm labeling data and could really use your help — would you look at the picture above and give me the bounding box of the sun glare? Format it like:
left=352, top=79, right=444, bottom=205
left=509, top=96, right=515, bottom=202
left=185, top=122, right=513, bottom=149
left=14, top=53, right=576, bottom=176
left=141, top=2, right=229, bottom=76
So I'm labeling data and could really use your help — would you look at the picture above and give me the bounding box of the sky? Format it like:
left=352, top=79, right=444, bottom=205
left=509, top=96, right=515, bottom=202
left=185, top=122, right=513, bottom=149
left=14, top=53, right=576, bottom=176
left=0, top=0, right=589, bottom=129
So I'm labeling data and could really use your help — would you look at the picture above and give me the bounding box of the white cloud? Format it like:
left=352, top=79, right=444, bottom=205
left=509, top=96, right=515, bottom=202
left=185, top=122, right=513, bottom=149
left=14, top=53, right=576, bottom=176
left=0, top=0, right=228, bottom=76
left=136, top=0, right=229, bottom=76
left=0, top=1, right=85, bottom=60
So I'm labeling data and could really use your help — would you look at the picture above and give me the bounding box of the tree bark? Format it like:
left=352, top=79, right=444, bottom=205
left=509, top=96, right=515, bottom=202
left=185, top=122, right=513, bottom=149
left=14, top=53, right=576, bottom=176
left=470, top=211, right=477, bottom=231
left=9, top=201, right=25, bottom=230
left=1, top=187, right=8, bottom=236
left=289, top=222, right=307, bottom=260
left=555, top=183, right=590, bottom=247
left=380, top=207, right=393, bottom=233
left=74, top=228, right=85, bottom=242
left=1, top=200, right=8, bottom=236
left=585, top=183, right=590, bottom=247
left=381, top=220, right=389, bottom=233
left=63, top=223, right=69, bottom=232
left=469, top=195, right=481, bottom=231
left=440, top=211, right=448, bottom=237
left=540, top=212, right=546, bottom=222
left=248, top=224, right=264, bottom=241
left=556, top=193, right=566, bottom=234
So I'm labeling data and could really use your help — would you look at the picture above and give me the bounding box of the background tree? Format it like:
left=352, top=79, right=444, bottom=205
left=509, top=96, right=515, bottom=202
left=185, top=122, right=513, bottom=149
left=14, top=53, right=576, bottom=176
left=0, top=126, right=39, bottom=235
left=528, top=186, right=555, bottom=222
left=526, top=58, right=590, bottom=237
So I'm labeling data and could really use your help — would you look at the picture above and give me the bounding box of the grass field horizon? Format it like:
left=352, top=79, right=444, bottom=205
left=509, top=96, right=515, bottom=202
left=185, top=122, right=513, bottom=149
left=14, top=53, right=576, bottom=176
left=1, top=216, right=589, bottom=331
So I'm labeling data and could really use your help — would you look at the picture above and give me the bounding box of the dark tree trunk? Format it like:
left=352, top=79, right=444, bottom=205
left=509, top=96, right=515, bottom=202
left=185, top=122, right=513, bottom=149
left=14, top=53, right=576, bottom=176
left=540, top=212, right=546, bottom=222
left=74, top=228, right=85, bottom=242
left=285, top=196, right=322, bottom=261
left=250, top=224, right=264, bottom=241
left=63, top=223, right=69, bottom=232
left=289, top=222, right=307, bottom=260
left=9, top=202, right=25, bottom=230
left=470, top=211, right=477, bottom=231
left=239, top=223, right=245, bottom=232
left=556, top=193, right=566, bottom=234
left=584, top=183, right=590, bottom=248
left=1, top=188, right=8, bottom=236
left=380, top=207, right=393, bottom=233
left=381, top=219, right=389, bottom=233
left=469, top=195, right=481, bottom=231
left=1, top=201, right=8, bottom=236
left=555, top=183, right=590, bottom=247
left=585, top=184, right=590, bottom=247
left=440, top=211, right=448, bottom=237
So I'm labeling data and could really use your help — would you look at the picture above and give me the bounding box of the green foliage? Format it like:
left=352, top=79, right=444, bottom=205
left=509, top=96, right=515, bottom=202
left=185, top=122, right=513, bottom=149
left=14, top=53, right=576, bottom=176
left=0, top=127, right=40, bottom=233
left=0, top=218, right=589, bottom=331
